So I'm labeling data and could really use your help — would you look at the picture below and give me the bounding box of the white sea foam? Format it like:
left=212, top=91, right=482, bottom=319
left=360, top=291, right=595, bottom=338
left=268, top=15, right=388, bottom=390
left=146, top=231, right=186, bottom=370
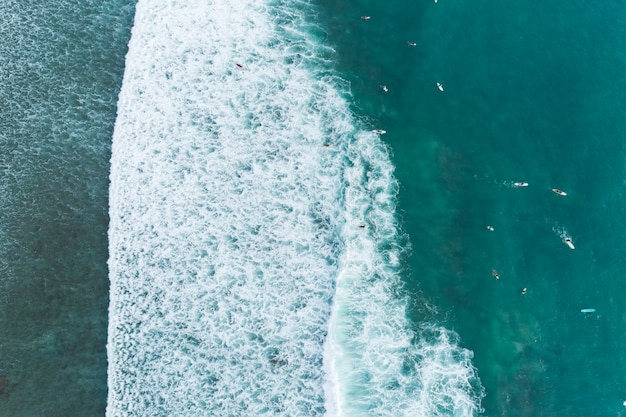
left=324, top=132, right=484, bottom=416
left=108, top=0, right=483, bottom=415
left=552, top=224, right=575, bottom=249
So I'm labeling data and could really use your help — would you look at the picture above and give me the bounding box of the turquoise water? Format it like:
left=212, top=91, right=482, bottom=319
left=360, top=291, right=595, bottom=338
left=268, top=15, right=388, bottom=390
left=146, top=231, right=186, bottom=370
left=0, top=1, right=134, bottom=415
left=316, top=0, right=626, bottom=415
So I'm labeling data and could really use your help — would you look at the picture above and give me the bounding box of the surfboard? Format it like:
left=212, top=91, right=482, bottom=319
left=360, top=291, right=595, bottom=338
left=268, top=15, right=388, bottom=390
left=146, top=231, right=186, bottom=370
left=513, top=182, right=529, bottom=187
left=372, top=129, right=386, bottom=135
left=581, top=308, right=595, bottom=313
left=436, top=82, right=444, bottom=92
left=552, top=188, right=567, bottom=196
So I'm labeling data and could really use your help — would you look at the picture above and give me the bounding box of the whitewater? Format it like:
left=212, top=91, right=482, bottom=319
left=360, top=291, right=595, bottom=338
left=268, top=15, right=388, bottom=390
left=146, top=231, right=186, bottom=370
left=107, top=0, right=484, bottom=416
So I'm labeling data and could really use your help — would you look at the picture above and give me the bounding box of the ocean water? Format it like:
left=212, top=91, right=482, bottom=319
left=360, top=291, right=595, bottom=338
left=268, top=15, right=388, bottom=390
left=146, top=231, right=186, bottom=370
left=0, top=1, right=135, bottom=416
left=3, top=0, right=625, bottom=416
left=314, top=0, right=626, bottom=415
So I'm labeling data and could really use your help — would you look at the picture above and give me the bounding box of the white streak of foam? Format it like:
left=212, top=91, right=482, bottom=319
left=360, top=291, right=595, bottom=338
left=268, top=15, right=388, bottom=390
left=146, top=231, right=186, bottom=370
left=108, top=0, right=350, bottom=415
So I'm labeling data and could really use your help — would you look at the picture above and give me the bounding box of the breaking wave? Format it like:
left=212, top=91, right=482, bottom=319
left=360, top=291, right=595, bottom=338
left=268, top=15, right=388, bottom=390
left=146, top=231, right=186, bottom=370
left=107, top=0, right=484, bottom=415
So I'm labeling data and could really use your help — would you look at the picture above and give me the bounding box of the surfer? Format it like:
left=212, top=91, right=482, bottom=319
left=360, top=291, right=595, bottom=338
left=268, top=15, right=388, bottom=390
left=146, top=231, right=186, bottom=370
left=380, top=85, right=389, bottom=93
left=372, top=129, right=386, bottom=135
left=436, top=82, right=444, bottom=92
left=407, top=41, right=417, bottom=47
left=552, top=188, right=567, bottom=196
left=513, top=182, right=529, bottom=187
left=361, top=15, right=371, bottom=20
left=492, top=269, right=500, bottom=280
left=486, top=225, right=494, bottom=231
left=521, top=287, right=527, bottom=295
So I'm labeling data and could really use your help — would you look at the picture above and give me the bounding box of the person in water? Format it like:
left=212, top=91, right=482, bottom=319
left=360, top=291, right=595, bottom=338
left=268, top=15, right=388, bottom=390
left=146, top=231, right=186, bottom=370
left=492, top=269, right=500, bottom=280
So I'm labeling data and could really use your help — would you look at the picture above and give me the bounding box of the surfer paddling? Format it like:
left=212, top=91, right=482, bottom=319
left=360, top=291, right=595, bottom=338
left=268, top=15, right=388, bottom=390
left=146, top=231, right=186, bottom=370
left=407, top=41, right=417, bottom=47
left=492, top=269, right=500, bottom=280
left=436, top=82, right=444, bottom=92
left=513, top=182, right=529, bottom=187
left=552, top=188, right=567, bottom=196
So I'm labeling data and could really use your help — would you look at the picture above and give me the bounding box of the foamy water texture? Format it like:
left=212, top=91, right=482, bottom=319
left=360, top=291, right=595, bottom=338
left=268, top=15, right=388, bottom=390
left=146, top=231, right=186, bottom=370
left=108, top=0, right=483, bottom=415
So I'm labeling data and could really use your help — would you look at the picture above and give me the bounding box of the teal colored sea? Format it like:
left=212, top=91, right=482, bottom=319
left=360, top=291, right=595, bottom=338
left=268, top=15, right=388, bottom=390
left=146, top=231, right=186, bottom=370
left=0, top=1, right=135, bottom=415
left=2, top=0, right=625, bottom=416
left=316, top=0, right=626, bottom=415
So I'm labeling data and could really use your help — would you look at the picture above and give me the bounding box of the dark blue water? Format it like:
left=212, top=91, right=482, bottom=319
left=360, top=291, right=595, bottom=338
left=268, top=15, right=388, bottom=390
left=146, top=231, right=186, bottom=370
left=0, top=1, right=134, bottom=415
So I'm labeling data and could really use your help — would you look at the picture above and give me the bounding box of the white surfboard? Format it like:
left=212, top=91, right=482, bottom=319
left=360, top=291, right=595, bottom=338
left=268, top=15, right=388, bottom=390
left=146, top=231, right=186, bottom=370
left=552, top=188, right=567, bottom=196
left=436, top=82, right=444, bottom=92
